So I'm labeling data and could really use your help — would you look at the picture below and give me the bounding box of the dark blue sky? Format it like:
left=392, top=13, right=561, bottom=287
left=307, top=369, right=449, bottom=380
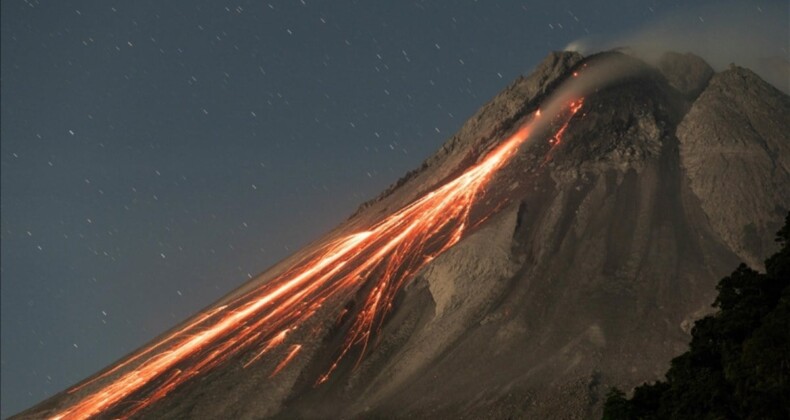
left=1, top=0, right=784, bottom=417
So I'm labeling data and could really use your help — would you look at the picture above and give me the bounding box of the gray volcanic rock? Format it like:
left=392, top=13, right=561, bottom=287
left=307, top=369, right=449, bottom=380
left=656, top=52, right=714, bottom=99
left=352, top=51, right=583, bottom=221
left=15, top=51, right=789, bottom=420
left=678, top=65, right=790, bottom=270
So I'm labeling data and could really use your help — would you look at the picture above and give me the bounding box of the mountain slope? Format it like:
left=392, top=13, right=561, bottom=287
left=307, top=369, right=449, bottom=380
left=678, top=65, right=790, bottom=270
left=15, top=51, right=789, bottom=419
left=283, top=52, right=776, bottom=419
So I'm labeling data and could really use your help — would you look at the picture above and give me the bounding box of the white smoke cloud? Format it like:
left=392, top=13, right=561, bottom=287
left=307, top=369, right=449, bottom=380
left=566, top=1, right=789, bottom=93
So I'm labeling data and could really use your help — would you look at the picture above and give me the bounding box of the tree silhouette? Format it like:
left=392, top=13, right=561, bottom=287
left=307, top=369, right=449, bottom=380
left=603, top=212, right=790, bottom=419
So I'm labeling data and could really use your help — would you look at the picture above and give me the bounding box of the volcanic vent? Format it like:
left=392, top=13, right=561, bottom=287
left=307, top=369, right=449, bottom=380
left=16, top=50, right=790, bottom=419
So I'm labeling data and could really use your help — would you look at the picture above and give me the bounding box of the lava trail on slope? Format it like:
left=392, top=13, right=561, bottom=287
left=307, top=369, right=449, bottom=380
left=49, top=97, right=585, bottom=420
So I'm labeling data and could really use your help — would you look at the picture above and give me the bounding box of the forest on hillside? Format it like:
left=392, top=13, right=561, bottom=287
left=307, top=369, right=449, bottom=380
left=603, top=213, right=790, bottom=419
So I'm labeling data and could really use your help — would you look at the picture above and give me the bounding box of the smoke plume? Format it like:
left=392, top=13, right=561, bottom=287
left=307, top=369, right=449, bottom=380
left=566, top=1, right=789, bottom=93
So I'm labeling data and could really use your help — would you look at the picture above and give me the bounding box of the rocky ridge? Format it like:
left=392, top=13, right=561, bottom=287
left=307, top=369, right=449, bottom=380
left=678, top=65, right=790, bottom=270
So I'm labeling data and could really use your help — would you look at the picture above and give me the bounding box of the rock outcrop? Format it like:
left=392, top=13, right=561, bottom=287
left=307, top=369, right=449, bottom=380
left=678, top=65, right=790, bottom=270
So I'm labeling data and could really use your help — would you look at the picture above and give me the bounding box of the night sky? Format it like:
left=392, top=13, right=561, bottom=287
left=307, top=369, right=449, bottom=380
left=1, top=1, right=785, bottom=417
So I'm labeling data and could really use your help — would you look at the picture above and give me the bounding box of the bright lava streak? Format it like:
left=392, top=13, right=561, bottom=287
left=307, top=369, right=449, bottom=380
left=51, top=98, right=584, bottom=419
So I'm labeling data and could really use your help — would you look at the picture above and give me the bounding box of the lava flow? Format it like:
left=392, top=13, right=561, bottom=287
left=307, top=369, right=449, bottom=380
left=50, top=97, right=584, bottom=419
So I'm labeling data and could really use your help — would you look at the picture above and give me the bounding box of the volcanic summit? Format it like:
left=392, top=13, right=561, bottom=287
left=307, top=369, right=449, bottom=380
left=16, top=50, right=790, bottom=419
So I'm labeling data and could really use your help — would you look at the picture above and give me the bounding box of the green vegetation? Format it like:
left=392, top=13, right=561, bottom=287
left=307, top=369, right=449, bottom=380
left=603, top=213, right=790, bottom=419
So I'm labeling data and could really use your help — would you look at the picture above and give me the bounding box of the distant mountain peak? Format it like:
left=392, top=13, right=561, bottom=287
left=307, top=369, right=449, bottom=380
left=656, top=51, right=714, bottom=99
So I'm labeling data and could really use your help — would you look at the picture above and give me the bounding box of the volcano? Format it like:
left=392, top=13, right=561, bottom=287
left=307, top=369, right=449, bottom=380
left=15, top=50, right=790, bottom=419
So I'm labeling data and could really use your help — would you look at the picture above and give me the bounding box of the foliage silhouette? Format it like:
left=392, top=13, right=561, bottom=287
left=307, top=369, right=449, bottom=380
left=603, top=213, right=790, bottom=419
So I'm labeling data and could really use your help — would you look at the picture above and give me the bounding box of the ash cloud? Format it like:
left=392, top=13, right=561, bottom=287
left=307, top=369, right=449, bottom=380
left=566, top=1, right=789, bottom=93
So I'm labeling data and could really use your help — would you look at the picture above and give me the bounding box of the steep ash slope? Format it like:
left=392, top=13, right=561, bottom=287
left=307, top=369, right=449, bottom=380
left=279, top=53, right=788, bottom=419
left=14, top=51, right=789, bottom=420
left=350, top=51, right=583, bottom=225
left=678, top=66, right=790, bottom=270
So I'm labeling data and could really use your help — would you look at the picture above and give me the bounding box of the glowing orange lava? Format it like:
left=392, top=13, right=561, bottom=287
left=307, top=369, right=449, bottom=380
left=50, top=97, right=584, bottom=419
